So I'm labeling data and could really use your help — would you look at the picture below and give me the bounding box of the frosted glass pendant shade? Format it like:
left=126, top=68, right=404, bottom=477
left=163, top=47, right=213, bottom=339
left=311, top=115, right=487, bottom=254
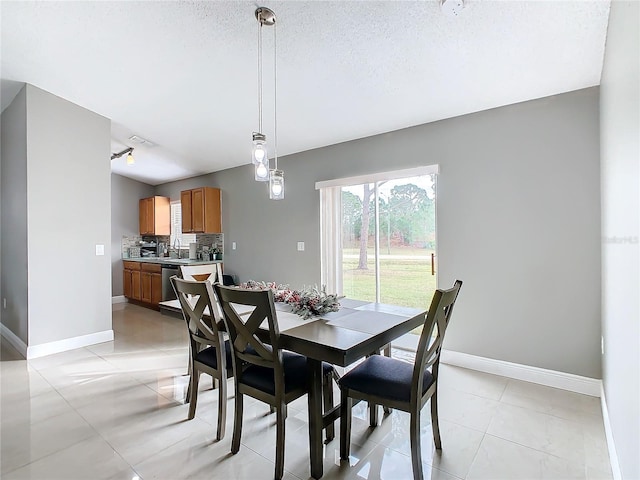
left=269, top=169, right=284, bottom=200
left=126, top=152, right=135, bottom=165
left=252, top=133, right=267, bottom=165
left=255, top=159, right=269, bottom=182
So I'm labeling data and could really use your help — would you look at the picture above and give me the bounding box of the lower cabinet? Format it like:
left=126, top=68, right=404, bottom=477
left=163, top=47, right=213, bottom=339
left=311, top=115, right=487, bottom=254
left=124, top=261, right=162, bottom=308
left=123, top=261, right=141, bottom=301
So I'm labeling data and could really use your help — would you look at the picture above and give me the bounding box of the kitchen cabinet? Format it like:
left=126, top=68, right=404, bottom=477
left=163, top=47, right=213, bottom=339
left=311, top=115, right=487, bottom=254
left=124, top=261, right=162, bottom=308
left=123, top=261, right=142, bottom=301
left=139, top=196, right=170, bottom=235
left=141, top=263, right=163, bottom=306
left=180, top=187, right=221, bottom=233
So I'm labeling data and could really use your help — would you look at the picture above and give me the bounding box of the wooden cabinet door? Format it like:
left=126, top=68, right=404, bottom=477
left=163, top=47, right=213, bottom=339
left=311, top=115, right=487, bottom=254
left=153, top=197, right=171, bottom=236
left=192, top=188, right=205, bottom=233
left=151, top=273, right=163, bottom=305
left=123, top=270, right=132, bottom=298
left=141, top=272, right=152, bottom=303
left=181, top=190, right=193, bottom=233
left=146, top=198, right=155, bottom=234
left=139, top=198, right=155, bottom=235
left=131, top=270, right=142, bottom=300
left=203, top=187, right=222, bottom=233
left=139, top=199, right=148, bottom=235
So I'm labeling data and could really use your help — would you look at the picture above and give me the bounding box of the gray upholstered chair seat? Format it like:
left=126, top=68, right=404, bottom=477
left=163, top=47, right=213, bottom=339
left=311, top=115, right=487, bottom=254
left=339, top=355, right=434, bottom=403
left=195, top=340, right=233, bottom=372
left=243, top=351, right=333, bottom=395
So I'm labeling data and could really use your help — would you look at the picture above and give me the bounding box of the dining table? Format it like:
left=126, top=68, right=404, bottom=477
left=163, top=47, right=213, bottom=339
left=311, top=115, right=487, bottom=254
left=159, top=296, right=426, bottom=479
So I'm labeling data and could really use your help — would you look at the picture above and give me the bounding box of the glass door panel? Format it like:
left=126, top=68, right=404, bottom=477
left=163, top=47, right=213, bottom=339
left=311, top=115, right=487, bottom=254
left=377, top=175, right=437, bottom=310
left=341, top=173, right=437, bottom=328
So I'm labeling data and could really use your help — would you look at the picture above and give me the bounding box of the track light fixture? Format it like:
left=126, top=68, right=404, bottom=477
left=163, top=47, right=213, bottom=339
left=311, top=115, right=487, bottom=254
left=111, top=147, right=135, bottom=166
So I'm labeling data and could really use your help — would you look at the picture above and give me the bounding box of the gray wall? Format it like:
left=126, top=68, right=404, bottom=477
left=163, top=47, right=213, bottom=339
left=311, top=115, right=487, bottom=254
left=600, top=1, right=639, bottom=478
left=156, top=88, right=602, bottom=378
left=111, top=173, right=155, bottom=296
left=0, top=86, right=28, bottom=343
left=26, top=85, right=112, bottom=346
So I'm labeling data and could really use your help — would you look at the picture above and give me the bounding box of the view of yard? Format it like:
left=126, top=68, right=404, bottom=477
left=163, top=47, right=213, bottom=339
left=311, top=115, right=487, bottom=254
left=340, top=177, right=436, bottom=337
left=342, top=247, right=436, bottom=309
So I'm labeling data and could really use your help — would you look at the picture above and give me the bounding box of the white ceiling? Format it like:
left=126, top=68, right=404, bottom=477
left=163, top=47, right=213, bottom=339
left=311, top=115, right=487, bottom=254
left=1, top=1, right=611, bottom=186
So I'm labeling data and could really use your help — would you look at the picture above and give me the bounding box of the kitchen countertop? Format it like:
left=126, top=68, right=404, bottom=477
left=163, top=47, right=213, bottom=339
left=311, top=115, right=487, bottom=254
left=122, top=257, right=223, bottom=266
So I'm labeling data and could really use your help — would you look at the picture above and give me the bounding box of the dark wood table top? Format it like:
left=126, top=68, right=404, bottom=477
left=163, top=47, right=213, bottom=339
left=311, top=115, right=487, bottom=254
left=159, top=297, right=425, bottom=367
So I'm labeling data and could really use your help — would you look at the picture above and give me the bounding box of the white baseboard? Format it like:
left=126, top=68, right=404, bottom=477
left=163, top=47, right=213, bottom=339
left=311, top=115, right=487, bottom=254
left=26, top=330, right=114, bottom=359
left=112, top=295, right=127, bottom=304
left=0, top=323, right=28, bottom=358
left=600, top=385, right=622, bottom=480
left=440, top=349, right=602, bottom=397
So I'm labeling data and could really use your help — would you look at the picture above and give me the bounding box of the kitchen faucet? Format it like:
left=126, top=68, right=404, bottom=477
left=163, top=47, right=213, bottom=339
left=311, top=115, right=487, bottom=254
left=173, top=238, right=182, bottom=258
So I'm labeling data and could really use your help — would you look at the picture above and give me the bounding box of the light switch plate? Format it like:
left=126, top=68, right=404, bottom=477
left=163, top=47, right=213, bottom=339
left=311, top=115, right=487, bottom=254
left=95, top=244, right=105, bottom=256
left=297, top=242, right=305, bottom=251
left=232, top=242, right=237, bottom=250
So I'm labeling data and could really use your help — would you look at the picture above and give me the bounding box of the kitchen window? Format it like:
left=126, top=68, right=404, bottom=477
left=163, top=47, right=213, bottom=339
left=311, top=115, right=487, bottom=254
left=170, top=202, right=196, bottom=249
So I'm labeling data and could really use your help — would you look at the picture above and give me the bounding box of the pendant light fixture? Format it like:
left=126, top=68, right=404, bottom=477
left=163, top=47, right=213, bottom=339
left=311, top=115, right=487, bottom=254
left=111, top=147, right=135, bottom=166
left=252, top=7, right=284, bottom=199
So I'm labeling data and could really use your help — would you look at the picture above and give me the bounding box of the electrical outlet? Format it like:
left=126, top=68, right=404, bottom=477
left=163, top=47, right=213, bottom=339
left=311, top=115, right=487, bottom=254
left=3, top=298, right=6, bottom=309
left=95, top=244, right=105, bottom=256
left=297, top=242, right=305, bottom=251
left=601, top=336, right=604, bottom=355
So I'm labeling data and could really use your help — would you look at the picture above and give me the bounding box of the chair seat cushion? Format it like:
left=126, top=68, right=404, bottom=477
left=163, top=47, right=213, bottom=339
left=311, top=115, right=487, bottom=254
left=338, top=355, right=433, bottom=403
left=241, top=351, right=333, bottom=395
left=194, top=340, right=233, bottom=371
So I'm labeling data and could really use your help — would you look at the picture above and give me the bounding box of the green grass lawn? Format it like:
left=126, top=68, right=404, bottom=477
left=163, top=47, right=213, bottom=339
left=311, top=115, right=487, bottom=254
left=342, top=255, right=437, bottom=309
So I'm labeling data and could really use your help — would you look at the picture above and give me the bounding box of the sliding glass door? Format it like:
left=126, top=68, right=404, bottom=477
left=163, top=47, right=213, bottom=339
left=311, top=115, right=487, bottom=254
left=341, top=173, right=437, bottom=310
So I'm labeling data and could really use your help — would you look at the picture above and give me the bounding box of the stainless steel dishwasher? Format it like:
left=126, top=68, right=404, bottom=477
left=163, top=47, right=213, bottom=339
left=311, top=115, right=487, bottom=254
left=161, top=265, right=179, bottom=301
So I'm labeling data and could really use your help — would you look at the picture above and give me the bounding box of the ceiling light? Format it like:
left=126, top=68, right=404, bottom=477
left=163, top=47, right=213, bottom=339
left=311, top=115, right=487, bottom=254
left=252, top=6, right=284, bottom=199
left=269, top=169, right=284, bottom=200
left=441, top=0, right=465, bottom=17
left=128, top=135, right=154, bottom=147
left=111, top=147, right=135, bottom=166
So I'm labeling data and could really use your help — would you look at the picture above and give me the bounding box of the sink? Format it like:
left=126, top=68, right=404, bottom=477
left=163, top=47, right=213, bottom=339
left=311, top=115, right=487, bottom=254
left=163, top=259, right=194, bottom=264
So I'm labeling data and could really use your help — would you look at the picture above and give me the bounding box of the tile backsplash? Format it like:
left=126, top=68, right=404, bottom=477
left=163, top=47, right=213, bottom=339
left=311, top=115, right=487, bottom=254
left=121, top=235, right=142, bottom=258
left=196, top=234, right=224, bottom=252
left=121, top=233, right=224, bottom=258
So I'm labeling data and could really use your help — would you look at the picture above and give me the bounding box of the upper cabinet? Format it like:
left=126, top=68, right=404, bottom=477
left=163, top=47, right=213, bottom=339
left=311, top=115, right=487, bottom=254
left=181, top=187, right=221, bottom=233
left=139, top=196, right=170, bottom=235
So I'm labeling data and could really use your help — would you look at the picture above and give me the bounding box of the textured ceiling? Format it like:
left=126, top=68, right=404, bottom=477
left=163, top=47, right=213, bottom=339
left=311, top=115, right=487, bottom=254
left=1, top=1, right=611, bottom=185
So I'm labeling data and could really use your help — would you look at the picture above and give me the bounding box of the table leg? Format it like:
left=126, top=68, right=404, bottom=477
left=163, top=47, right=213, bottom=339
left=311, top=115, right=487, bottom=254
left=307, top=358, right=323, bottom=479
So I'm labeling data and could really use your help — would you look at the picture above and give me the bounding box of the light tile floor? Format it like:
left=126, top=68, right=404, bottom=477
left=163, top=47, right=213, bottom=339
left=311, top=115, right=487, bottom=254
left=0, top=303, right=613, bottom=480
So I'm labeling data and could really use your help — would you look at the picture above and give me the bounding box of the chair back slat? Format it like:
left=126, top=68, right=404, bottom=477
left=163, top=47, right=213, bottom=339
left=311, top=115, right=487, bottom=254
left=180, top=263, right=224, bottom=284
left=412, top=280, right=463, bottom=402
left=214, top=285, right=284, bottom=374
left=170, top=275, right=225, bottom=357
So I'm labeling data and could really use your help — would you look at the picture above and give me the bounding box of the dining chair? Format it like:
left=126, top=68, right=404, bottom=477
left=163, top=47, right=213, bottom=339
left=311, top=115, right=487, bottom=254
left=214, top=284, right=336, bottom=480
left=338, top=280, right=463, bottom=480
left=179, top=263, right=223, bottom=284
left=170, top=275, right=232, bottom=441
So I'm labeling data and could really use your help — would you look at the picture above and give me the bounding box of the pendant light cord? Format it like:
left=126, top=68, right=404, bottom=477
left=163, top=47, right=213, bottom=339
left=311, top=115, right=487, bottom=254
left=258, top=20, right=263, bottom=134
left=273, top=22, right=278, bottom=171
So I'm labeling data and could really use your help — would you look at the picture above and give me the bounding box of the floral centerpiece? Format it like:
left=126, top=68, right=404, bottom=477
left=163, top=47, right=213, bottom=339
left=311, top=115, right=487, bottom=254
left=239, top=281, right=342, bottom=319
left=287, top=285, right=342, bottom=319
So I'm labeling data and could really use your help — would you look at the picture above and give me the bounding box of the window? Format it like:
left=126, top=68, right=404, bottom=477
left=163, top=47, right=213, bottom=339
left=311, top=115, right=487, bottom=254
left=170, top=202, right=196, bottom=248
left=318, top=166, right=438, bottom=310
